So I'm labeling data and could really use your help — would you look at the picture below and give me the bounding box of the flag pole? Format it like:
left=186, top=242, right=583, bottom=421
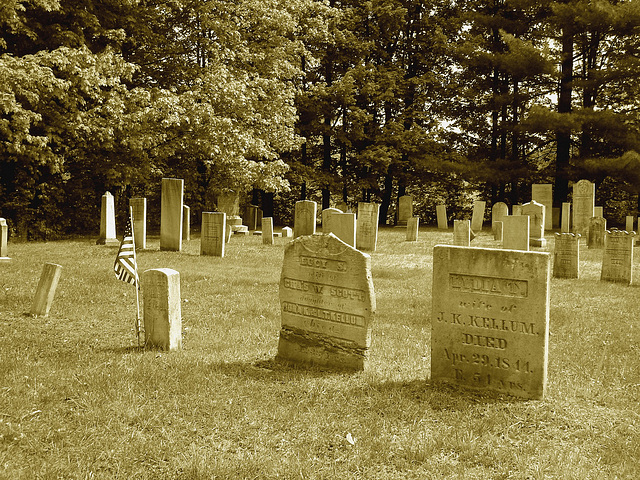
left=129, top=206, right=141, bottom=347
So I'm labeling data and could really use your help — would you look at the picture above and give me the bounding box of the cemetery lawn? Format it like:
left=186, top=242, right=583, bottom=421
left=1, top=229, right=639, bottom=479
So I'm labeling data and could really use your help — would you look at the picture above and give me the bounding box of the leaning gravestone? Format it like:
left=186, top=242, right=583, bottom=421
left=142, top=268, right=182, bottom=350
left=502, top=216, right=529, bottom=251
left=201, top=212, right=226, bottom=257
left=572, top=179, right=595, bottom=237
left=397, top=195, right=413, bottom=226
left=531, top=184, right=553, bottom=230
left=406, top=216, right=419, bottom=242
left=521, top=201, right=546, bottom=248
left=277, top=234, right=375, bottom=370
left=129, top=198, right=147, bottom=250
left=294, top=200, right=317, bottom=238
left=325, top=212, right=356, bottom=247
left=31, top=263, right=63, bottom=316
left=588, top=217, right=606, bottom=249
left=431, top=245, right=550, bottom=399
left=601, top=230, right=636, bottom=284
left=436, top=205, right=448, bottom=230
left=491, top=202, right=509, bottom=235
left=471, top=201, right=486, bottom=232
left=0, top=218, right=9, bottom=260
left=356, top=202, right=380, bottom=251
left=453, top=220, right=471, bottom=247
left=96, top=191, right=119, bottom=246
left=262, top=217, right=274, bottom=245
left=160, top=178, right=184, bottom=252
left=553, top=233, right=581, bottom=279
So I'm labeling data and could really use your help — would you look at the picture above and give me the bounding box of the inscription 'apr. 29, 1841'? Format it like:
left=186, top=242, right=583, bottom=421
left=431, top=245, right=550, bottom=399
left=277, top=233, right=375, bottom=370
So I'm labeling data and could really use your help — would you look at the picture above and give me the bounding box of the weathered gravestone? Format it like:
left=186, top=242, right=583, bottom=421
left=160, top=178, right=184, bottom=252
left=244, top=205, right=262, bottom=231
left=561, top=202, right=571, bottom=233
left=436, top=205, right=448, bottom=230
left=294, top=200, right=317, bottom=238
left=281, top=226, right=293, bottom=238
left=201, top=212, right=226, bottom=257
left=431, top=245, right=550, bottom=399
left=182, top=205, right=191, bottom=242
left=321, top=208, right=342, bottom=232
left=262, top=217, right=274, bottom=245
left=0, top=218, right=9, bottom=260
left=502, top=216, right=529, bottom=251
left=356, top=202, right=380, bottom=251
left=471, top=201, right=486, bottom=232
left=588, top=217, right=606, bottom=249
left=453, top=220, right=471, bottom=247
left=601, top=229, right=636, bottom=284
left=406, top=216, right=419, bottom=242
left=31, top=263, right=63, bottom=316
left=553, top=233, right=580, bottom=279
left=325, top=212, right=356, bottom=247
left=522, top=201, right=546, bottom=248
left=594, top=206, right=604, bottom=218
left=626, top=215, right=635, bottom=233
left=96, top=191, right=119, bottom=246
left=572, top=179, right=595, bottom=237
left=531, top=184, right=553, bottom=230
left=277, top=234, right=375, bottom=370
left=491, top=203, right=509, bottom=236
left=512, top=205, right=523, bottom=216
left=143, top=268, right=182, bottom=350
left=129, top=198, right=147, bottom=250
left=397, top=195, right=413, bottom=226
left=494, top=221, right=503, bottom=242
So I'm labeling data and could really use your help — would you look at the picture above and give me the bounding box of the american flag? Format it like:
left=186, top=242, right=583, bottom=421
left=114, top=218, right=139, bottom=287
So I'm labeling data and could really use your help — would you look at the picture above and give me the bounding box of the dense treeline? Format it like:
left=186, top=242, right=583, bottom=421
left=1, top=0, right=640, bottom=238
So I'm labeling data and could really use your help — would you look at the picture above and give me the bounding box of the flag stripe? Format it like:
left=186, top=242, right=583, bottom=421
left=114, top=219, right=139, bottom=286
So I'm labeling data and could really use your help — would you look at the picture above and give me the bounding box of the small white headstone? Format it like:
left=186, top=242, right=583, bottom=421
left=143, top=268, right=182, bottom=350
left=97, top=191, right=118, bottom=246
left=182, top=205, right=191, bottom=242
left=521, top=201, right=546, bottom=248
left=0, top=218, right=8, bottom=259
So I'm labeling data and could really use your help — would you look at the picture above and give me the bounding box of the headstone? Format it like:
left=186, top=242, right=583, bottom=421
left=502, top=216, right=530, bottom=251
left=521, top=201, right=546, bottom=248
left=30, top=263, right=63, bottom=316
left=453, top=220, right=471, bottom=247
left=572, top=179, right=595, bottom=236
left=282, top=226, right=293, bottom=238
left=431, top=245, right=550, bottom=400
left=531, top=184, right=553, bottom=230
left=129, top=198, right=147, bottom=250
left=262, top=217, right=274, bottom=245
left=356, top=202, right=380, bottom=251
left=471, top=201, right=486, bottom=232
left=588, top=217, right=606, bottom=249
left=96, top=191, right=119, bottom=246
left=436, top=205, right=448, bottom=229
left=397, top=195, right=413, bottom=226
left=0, top=218, right=9, bottom=260
left=201, top=212, right=226, bottom=257
left=325, top=212, right=356, bottom=247
left=491, top=202, right=509, bottom=235
left=321, top=207, right=342, bottom=231
left=226, top=215, right=242, bottom=242
left=277, top=233, right=375, bottom=370
left=216, top=191, right=240, bottom=216
left=160, top=178, right=184, bottom=252
left=626, top=215, right=635, bottom=233
left=494, top=221, right=503, bottom=242
left=512, top=205, right=523, bottom=216
left=245, top=205, right=260, bottom=230
left=406, top=216, right=419, bottom=242
left=594, top=206, right=603, bottom=218
left=553, top=233, right=581, bottom=279
left=561, top=202, right=571, bottom=233
left=294, top=200, right=317, bottom=238
left=336, top=202, right=348, bottom=213
left=182, top=205, right=191, bottom=242
left=142, top=268, right=182, bottom=350
left=601, top=230, right=635, bottom=284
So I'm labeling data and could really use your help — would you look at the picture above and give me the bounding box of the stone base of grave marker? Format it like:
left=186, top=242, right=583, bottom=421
left=231, top=225, right=249, bottom=235
left=96, top=238, right=120, bottom=246
left=530, top=238, right=547, bottom=248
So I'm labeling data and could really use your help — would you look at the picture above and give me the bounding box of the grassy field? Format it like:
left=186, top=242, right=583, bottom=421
left=1, top=227, right=639, bottom=479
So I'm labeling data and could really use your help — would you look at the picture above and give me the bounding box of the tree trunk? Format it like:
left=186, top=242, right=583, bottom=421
left=555, top=26, right=573, bottom=206
left=380, top=172, right=393, bottom=226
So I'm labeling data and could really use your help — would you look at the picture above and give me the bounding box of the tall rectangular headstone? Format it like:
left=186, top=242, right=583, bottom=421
left=522, top=201, right=546, bottom=248
left=594, top=206, right=603, bottom=218
left=245, top=205, right=260, bottom=230
left=129, top=198, right=147, bottom=250
left=201, top=212, right=226, bottom=257
left=160, top=178, right=184, bottom=252
left=491, top=202, right=509, bottom=235
left=561, top=202, right=571, bottom=233
left=30, top=263, right=63, bottom=316
left=588, top=217, right=606, bottom=249
left=494, top=221, right=503, bottom=242
left=471, top=201, right=486, bottom=232
left=436, top=205, right=448, bottom=229
left=431, top=246, right=550, bottom=399
left=601, top=230, right=635, bottom=284
left=294, top=200, right=317, bottom=238
left=553, top=233, right=580, bottom=279
left=453, top=220, right=471, bottom=247
left=626, top=215, right=635, bottom=233
left=397, top=195, right=413, bottom=226
left=0, top=218, right=8, bottom=259
left=356, top=202, right=380, bottom=251
left=142, top=268, right=182, bottom=350
left=406, top=216, right=419, bottom=242
left=262, top=217, right=274, bottom=245
left=182, top=205, right=191, bottom=242
left=531, top=184, right=553, bottom=230
left=321, top=207, right=342, bottom=231
left=97, top=191, right=118, bottom=246
left=277, top=234, right=375, bottom=370
left=325, top=212, right=356, bottom=247
left=572, top=179, right=595, bottom=236
left=502, top=216, right=530, bottom=251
